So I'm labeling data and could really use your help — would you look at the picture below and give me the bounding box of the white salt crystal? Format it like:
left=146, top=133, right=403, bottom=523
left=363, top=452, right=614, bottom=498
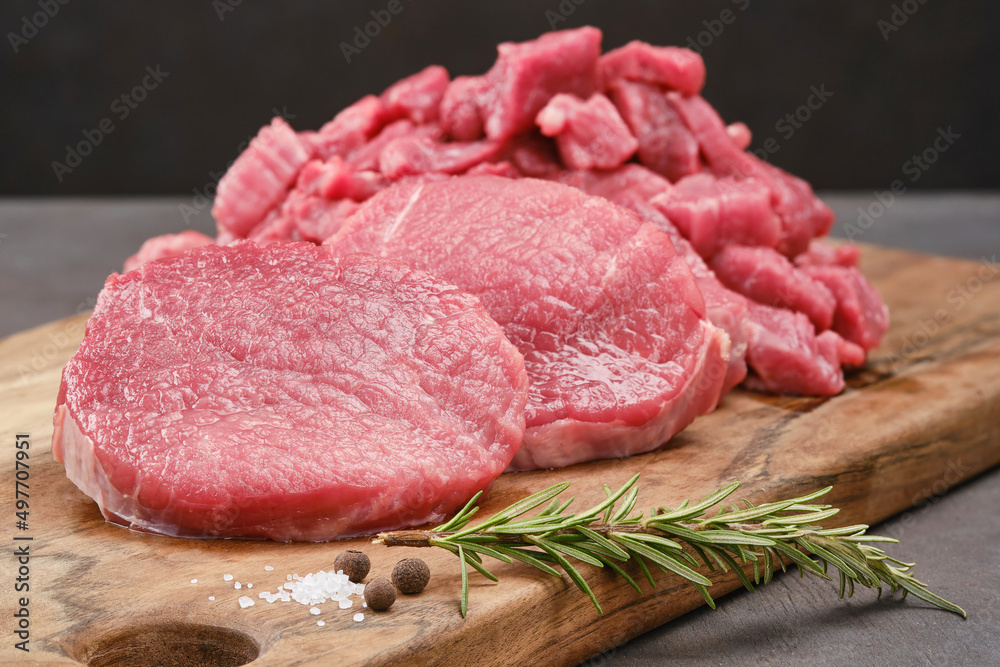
left=265, top=565, right=274, bottom=571
left=238, top=596, right=254, bottom=609
left=309, top=607, right=321, bottom=616
left=190, top=579, right=198, bottom=584
left=247, top=583, right=253, bottom=589
left=362, top=601, right=367, bottom=608
left=317, top=621, right=325, bottom=627
left=234, top=582, right=242, bottom=590
left=257, top=569, right=359, bottom=608
left=224, top=574, right=234, bottom=581
left=353, top=613, right=364, bottom=622
left=208, top=596, right=215, bottom=601
left=287, top=574, right=293, bottom=581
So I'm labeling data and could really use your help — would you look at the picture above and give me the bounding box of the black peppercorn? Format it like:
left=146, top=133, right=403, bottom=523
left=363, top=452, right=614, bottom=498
left=334, top=549, right=371, bottom=583
left=392, top=558, right=430, bottom=594
left=364, top=577, right=396, bottom=611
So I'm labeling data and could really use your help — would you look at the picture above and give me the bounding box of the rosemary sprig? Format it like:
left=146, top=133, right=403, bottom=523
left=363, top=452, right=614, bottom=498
left=374, top=475, right=966, bottom=619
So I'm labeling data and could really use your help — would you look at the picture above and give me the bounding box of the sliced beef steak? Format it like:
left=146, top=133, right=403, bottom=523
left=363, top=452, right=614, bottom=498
left=53, top=243, right=528, bottom=541
left=324, top=175, right=730, bottom=470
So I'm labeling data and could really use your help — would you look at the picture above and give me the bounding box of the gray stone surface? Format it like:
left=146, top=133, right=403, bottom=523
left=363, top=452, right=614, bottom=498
left=0, top=194, right=997, bottom=665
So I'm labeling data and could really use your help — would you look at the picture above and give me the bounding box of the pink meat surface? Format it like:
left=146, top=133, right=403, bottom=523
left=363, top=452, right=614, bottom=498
left=325, top=175, right=730, bottom=470
left=123, top=230, right=215, bottom=272
left=506, top=131, right=563, bottom=177
left=744, top=302, right=845, bottom=396
left=309, top=95, right=387, bottom=159
left=380, top=65, right=449, bottom=124
left=547, top=167, right=749, bottom=393
left=186, top=26, right=888, bottom=401
left=610, top=194, right=750, bottom=394
left=670, top=94, right=834, bottom=256
left=710, top=245, right=837, bottom=332
left=651, top=173, right=781, bottom=258
left=535, top=93, right=638, bottom=170
left=795, top=240, right=861, bottom=269
left=212, top=117, right=314, bottom=238
left=344, top=119, right=421, bottom=172
left=802, top=265, right=890, bottom=351
left=479, top=27, right=602, bottom=142
left=379, top=135, right=502, bottom=181
left=598, top=41, right=706, bottom=95
left=607, top=80, right=701, bottom=181
left=53, top=243, right=528, bottom=541
left=439, top=75, right=487, bottom=141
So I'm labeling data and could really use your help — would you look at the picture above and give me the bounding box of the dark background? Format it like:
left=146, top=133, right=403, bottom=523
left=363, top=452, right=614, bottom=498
left=1, top=0, right=998, bottom=196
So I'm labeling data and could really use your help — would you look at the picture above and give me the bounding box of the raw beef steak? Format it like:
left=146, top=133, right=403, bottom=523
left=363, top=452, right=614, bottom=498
left=325, top=175, right=730, bottom=470
left=53, top=243, right=528, bottom=541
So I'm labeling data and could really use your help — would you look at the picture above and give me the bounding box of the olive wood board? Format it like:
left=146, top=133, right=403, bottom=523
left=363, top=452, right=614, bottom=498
left=1, top=244, right=999, bottom=667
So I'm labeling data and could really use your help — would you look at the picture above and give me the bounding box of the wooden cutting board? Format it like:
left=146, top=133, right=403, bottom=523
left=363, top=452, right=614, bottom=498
left=1, top=245, right=999, bottom=667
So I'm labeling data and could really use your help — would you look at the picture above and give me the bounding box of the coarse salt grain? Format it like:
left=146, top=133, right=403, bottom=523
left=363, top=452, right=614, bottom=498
left=354, top=613, right=364, bottom=622
left=317, top=621, right=325, bottom=627
left=224, top=574, right=234, bottom=581
left=235, top=582, right=242, bottom=590
left=265, top=565, right=274, bottom=571
left=239, top=596, right=254, bottom=609
left=258, top=570, right=360, bottom=607
left=190, top=579, right=197, bottom=584
left=310, top=607, right=321, bottom=616
left=247, top=583, right=253, bottom=589
left=208, top=596, right=215, bottom=601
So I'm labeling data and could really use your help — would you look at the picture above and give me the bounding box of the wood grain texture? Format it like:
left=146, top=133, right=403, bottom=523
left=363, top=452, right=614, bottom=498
left=0, top=245, right=998, bottom=667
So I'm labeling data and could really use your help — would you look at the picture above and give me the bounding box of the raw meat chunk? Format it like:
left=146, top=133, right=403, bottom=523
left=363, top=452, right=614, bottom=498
left=212, top=117, right=314, bottom=238
left=480, top=27, right=602, bottom=142
left=651, top=173, right=781, bottom=258
left=380, top=65, right=449, bottom=124
left=608, top=80, right=700, bottom=181
left=802, top=265, right=890, bottom=351
left=744, top=302, right=845, bottom=396
left=439, top=75, right=487, bottom=141
left=670, top=94, right=834, bottom=256
left=599, top=41, right=706, bottom=95
left=535, top=93, right=638, bottom=170
left=379, top=136, right=502, bottom=181
left=309, top=95, right=387, bottom=159
left=710, top=245, right=837, bottom=332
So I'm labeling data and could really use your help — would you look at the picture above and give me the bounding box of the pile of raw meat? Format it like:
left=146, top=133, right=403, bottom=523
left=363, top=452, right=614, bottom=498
left=58, top=28, right=889, bottom=541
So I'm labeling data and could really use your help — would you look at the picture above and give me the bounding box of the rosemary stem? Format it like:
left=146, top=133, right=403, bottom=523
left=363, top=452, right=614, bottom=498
left=375, top=521, right=769, bottom=547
